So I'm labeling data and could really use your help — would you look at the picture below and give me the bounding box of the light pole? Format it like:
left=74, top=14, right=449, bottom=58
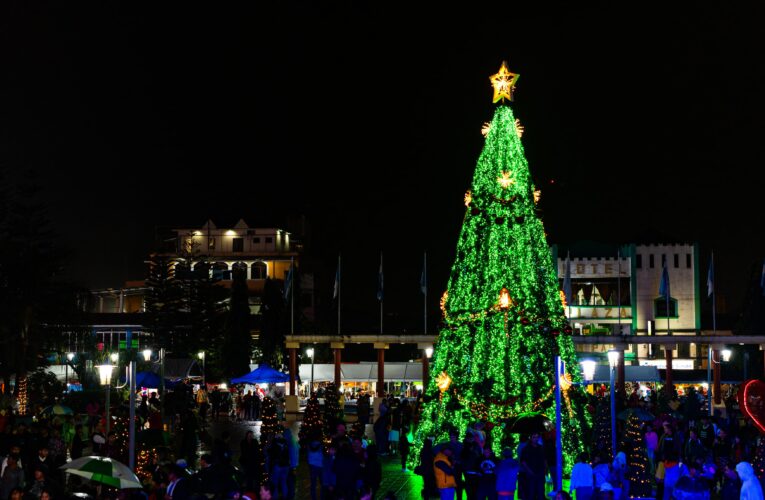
left=198, top=351, right=206, bottom=389
left=97, top=361, right=115, bottom=435
left=608, top=350, right=620, bottom=459
left=66, top=352, right=75, bottom=391
left=306, top=347, right=315, bottom=395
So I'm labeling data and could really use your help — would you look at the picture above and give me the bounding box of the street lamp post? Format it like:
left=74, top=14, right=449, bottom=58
left=608, top=350, right=620, bottom=459
left=198, top=351, right=206, bottom=389
left=306, top=348, right=315, bottom=395
left=66, top=352, right=74, bottom=391
left=97, top=361, right=115, bottom=435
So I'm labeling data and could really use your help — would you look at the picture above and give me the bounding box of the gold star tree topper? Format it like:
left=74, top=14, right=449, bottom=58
left=490, top=61, right=520, bottom=103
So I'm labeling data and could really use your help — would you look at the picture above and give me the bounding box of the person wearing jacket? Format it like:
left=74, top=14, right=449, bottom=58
left=435, top=447, right=457, bottom=500
left=569, top=453, right=593, bottom=500
left=495, top=448, right=519, bottom=500
left=736, top=462, right=764, bottom=500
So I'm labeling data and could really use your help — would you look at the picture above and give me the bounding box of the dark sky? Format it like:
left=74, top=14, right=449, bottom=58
left=2, top=2, right=765, bottom=329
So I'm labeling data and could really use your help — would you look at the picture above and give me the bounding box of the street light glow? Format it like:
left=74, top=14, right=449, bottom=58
left=198, top=351, right=205, bottom=360
left=142, top=349, right=152, bottom=361
left=607, top=350, right=620, bottom=368
left=306, top=348, right=314, bottom=358
left=66, top=352, right=75, bottom=361
left=110, top=352, right=119, bottom=363
left=97, top=364, right=114, bottom=385
left=580, top=359, right=596, bottom=382
left=722, top=349, right=732, bottom=362
left=425, top=347, right=433, bottom=358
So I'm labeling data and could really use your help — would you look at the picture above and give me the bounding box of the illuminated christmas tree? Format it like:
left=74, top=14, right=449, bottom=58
left=299, top=394, right=323, bottom=445
left=592, top=396, right=613, bottom=462
left=322, top=383, right=342, bottom=437
left=624, top=415, right=652, bottom=497
left=259, top=397, right=280, bottom=444
left=410, top=62, right=590, bottom=471
left=752, top=437, right=765, bottom=480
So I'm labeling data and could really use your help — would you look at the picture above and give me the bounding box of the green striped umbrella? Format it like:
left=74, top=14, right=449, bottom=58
left=41, top=404, right=74, bottom=416
left=60, top=456, right=142, bottom=489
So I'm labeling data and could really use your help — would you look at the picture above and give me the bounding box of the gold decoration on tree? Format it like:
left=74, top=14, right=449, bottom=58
left=440, top=291, right=449, bottom=316
left=481, top=122, right=492, bottom=137
left=534, top=189, right=541, bottom=204
left=437, top=372, right=452, bottom=393
left=464, top=190, right=473, bottom=207
left=498, top=287, right=512, bottom=310
left=515, top=118, right=525, bottom=138
left=490, top=61, right=520, bottom=103
left=497, top=171, right=514, bottom=189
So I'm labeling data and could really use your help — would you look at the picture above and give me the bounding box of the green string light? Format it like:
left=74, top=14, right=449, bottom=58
left=410, top=104, right=591, bottom=473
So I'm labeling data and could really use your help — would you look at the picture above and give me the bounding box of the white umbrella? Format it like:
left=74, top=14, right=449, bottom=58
left=60, top=456, right=142, bottom=489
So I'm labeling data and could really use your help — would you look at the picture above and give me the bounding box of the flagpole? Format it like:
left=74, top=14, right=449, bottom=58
left=290, top=256, right=295, bottom=335
left=709, top=252, right=715, bottom=415
left=424, top=251, right=428, bottom=335
left=338, top=254, right=342, bottom=336
left=380, top=252, right=384, bottom=335
left=617, top=248, right=621, bottom=335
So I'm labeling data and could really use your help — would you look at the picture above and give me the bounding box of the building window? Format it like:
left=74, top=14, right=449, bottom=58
left=251, top=261, right=267, bottom=280
left=265, top=237, right=273, bottom=244
left=649, top=254, right=655, bottom=268
left=673, top=254, right=679, bottom=268
left=232, top=238, right=244, bottom=252
left=253, top=237, right=261, bottom=244
left=654, top=296, right=678, bottom=318
left=686, top=254, right=691, bottom=268
left=636, top=254, right=642, bottom=269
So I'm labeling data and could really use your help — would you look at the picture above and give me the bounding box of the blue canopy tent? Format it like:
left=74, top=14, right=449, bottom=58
left=120, top=371, right=168, bottom=389
left=231, top=364, right=290, bottom=385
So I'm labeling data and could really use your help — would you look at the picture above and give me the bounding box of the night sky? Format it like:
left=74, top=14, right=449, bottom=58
left=2, top=3, right=764, bottom=331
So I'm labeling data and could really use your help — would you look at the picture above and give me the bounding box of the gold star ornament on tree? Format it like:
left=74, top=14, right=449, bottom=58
left=490, top=61, right=520, bottom=103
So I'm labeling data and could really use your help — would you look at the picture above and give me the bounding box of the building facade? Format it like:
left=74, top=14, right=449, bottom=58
left=555, top=243, right=719, bottom=370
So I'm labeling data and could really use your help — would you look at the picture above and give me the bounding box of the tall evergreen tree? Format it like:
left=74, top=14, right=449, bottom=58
left=322, top=382, right=342, bottom=437
left=0, top=170, right=72, bottom=412
left=221, top=266, right=252, bottom=378
left=258, top=277, right=287, bottom=369
left=592, top=396, right=614, bottom=462
left=260, top=396, right=280, bottom=445
left=410, top=63, right=590, bottom=471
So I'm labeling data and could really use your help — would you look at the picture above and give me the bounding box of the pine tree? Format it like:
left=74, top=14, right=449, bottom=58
left=624, top=415, right=652, bottom=498
left=592, top=396, right=613, bottom=462
left=221, top=266, right=252, bottom=378
left=410, top=63, right=590, bottom=471
left=299, top=394, right=324, bottom=445
left=260, top=396, right=280, bottom=445
left=323, top=383, right=342, bottom=437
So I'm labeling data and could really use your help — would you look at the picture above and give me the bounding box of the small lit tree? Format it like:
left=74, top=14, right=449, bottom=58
left=624, top=415, right=652, bottom=498
left=323, top=383, right=342, bottom=438
left=260, top=397, right=280, bottom=445
left=592, top=396, right=613, bottom=462
left=299, top=394, right=323, bottom=445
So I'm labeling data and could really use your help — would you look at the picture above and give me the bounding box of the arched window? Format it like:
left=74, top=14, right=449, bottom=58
left=211, top=262, right=230, bottom=280
left=251, top=261, right=268, bottom=280
left=232, top=262, right=248, bottom=280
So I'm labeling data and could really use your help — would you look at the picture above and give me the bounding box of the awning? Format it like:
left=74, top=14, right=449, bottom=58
left=589, top=365, right=660, bottom=383
left=294, top=362, right=423, bottom=383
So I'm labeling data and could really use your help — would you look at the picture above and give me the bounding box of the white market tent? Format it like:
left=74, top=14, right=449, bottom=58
left=589, top=364, right=660, bottom=384
left=294, top=362, right=423, bottom=383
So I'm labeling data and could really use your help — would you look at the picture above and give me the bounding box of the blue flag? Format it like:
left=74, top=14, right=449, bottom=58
left=377, top=257, right=384, bottom=301
left=707, top=254, right=714, bottom=298
left=283, top=263, right=293, bottom=301
left=562, top=255, right=572, bottom=305
left=659, top=261, right=671, bottom=298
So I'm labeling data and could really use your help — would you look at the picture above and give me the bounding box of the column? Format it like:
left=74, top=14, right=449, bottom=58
left=374, top=342, right=388, bottom=397
left=422, top=352, right=430, bottom=391
left=284, top=342, right=301, bottom=422
left=665, top=347, right=673, bottom=391
left=331, top=342, right=345, bottom=388
left=617, top=349, right=626, bottom=395
left=713, top=348, right=721, bottom=405
left=288, top=347, right=297, bottom=396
